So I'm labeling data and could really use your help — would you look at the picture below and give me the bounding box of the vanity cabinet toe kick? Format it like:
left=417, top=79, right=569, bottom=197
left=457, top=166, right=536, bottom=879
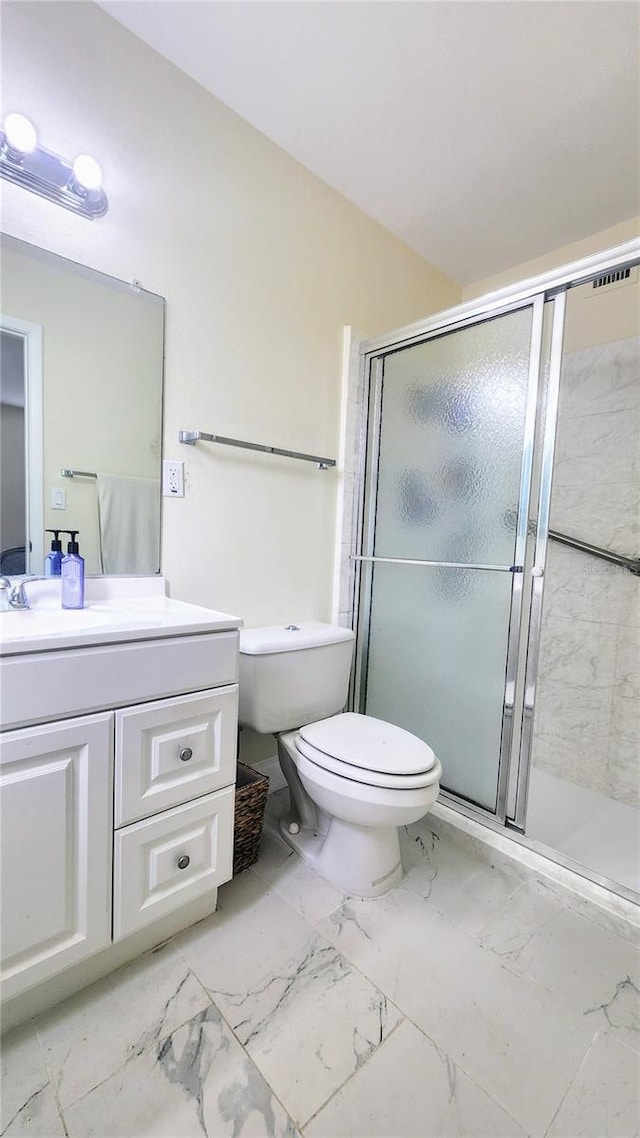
left=0, top=628, right=240, bottom=1013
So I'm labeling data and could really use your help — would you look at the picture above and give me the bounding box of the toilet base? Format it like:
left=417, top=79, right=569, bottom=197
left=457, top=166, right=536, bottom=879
left=279, top=811, right=403, bottom=898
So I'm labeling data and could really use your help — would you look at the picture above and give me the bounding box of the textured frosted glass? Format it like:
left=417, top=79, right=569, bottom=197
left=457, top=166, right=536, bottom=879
left=365, top=564, right=514, bottom=810
left=375, top=309, right=533, bottom=564
left=363, top=307, right=536, bottom=812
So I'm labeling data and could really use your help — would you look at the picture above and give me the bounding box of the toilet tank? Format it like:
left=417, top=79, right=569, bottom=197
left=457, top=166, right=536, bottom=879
left=238, top=623, right=356, bottom=734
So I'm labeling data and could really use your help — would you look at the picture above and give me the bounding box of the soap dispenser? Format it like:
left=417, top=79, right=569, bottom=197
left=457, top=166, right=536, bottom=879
left=61, top=531, right=85, bottom=609
left=44, top=529, right=63, bottom=577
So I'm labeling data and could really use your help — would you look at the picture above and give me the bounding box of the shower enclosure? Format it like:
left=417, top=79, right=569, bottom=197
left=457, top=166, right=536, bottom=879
left=352, top=242, right=639, bottom=902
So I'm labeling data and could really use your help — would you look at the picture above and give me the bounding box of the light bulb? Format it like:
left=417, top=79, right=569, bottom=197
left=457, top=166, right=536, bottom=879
left=3, top=113, right=37, bottom=155
left=72, top=154, right=102, bottom=191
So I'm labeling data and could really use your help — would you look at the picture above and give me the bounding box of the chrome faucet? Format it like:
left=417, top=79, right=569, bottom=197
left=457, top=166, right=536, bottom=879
left=0, top=576, right=47, bottom=611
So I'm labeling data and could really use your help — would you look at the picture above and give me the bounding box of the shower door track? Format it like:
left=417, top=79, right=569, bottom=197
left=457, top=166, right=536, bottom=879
left=435, top=792, right=640, bottom=908
left=353, top=238, right=640, bottom=904
left=363, top=241, right=639, bottom=355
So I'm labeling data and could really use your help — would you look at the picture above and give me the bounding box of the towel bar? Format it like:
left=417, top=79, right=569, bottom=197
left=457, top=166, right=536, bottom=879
left=179, top=429, right=335, bottom=470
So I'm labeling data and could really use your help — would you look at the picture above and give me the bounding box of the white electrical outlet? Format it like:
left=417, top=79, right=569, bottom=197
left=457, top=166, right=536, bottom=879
left=162, top=460, right=184, bottom=497
left=51, top=486, right=66, bottom=510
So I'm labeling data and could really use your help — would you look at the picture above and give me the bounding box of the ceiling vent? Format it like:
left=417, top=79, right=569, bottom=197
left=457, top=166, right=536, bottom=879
left=592, top=266, right=635, bottom=290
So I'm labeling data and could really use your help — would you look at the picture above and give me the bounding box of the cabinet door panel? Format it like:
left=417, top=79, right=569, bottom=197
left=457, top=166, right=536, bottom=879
left=1, top=714, right=113, bottom=1001
left=115, top=686, right=238, bottom=826
left=113, top=786, right=234, bottom=941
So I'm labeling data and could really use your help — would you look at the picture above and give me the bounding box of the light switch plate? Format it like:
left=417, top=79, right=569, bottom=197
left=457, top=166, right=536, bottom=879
left=51, top=486, right=66, bottom=510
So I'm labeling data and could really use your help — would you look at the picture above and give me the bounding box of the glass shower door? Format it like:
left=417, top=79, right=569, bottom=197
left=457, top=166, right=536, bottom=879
left=356, top=301, right=544, bottom=815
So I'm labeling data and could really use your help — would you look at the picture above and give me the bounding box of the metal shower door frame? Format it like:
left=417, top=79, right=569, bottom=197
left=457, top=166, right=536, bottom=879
left=353, top=293, right=547, bottom=824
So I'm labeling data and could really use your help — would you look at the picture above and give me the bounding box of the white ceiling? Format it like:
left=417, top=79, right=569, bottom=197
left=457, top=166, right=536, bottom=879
left=99, top=1, right=639, bottom=283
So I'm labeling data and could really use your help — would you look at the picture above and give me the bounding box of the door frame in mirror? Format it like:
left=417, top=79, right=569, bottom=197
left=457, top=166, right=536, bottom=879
left=1, top=313, right=44, bottom=574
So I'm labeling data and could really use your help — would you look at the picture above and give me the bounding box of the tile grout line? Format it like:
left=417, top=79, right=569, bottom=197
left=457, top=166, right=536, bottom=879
left=472, top=880, right=529, bottom=940
left=296, top=1017, right=408, bottom=1135
left=540, top=1029, right=600, bottom=1138
left=171, top=884, right=429, bottom=1132
left=32, top=1021, right=70, bottom=1137
left=32, top=948, right=219, bottom=1118
left=253, top=826, right=636, bottom=1063
left=262, top=859, right=628, bottom=1135
left=239, top=865, right=534, bottom=1133
left=169, top=934, right=304, bottom=1132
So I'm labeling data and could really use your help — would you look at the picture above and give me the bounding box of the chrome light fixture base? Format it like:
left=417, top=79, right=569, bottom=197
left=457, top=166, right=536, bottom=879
left=1, top=126, right=108, bottom=220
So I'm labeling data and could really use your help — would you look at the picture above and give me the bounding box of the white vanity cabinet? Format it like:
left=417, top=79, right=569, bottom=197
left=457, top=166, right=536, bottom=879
left=0, top=714, right=113, bottom=1002
left=0, top=580, right=242, bottom=1019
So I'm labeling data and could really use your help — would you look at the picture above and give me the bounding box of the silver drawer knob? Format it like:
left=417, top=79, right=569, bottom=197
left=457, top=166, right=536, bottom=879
left=177, top=854, right=190, bottom=870
left=179, top=746, right=193, bottom=763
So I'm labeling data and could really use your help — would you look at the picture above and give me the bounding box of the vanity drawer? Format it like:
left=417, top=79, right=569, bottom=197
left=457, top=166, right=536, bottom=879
left=113, top=786, right=234, bottom=941
left=114, top=687, right=238, bottom=827
left=1, top=631, right=239, bottom=732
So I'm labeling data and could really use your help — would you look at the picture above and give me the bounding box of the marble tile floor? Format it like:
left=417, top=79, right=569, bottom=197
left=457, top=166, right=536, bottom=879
left=2, top=791, right=639, bottom=1138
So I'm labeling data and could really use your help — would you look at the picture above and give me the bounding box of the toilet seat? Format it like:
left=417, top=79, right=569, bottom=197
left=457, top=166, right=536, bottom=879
left=296, top=712, right=441, bottom=790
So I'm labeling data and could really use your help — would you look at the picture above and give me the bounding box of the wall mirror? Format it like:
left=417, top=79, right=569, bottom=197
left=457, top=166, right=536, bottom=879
left=0, top=235, right=164, bottom=576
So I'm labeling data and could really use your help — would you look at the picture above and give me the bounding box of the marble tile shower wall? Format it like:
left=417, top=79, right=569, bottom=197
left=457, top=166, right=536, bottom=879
left=532, top=335, right=640, bottom=807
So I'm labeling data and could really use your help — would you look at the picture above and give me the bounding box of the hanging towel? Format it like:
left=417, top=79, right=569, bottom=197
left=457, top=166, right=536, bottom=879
left=97, top=473, right=160, bottom=574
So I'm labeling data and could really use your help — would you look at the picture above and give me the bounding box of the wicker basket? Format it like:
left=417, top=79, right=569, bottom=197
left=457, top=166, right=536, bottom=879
left=233, top=762, right=270, bottom=875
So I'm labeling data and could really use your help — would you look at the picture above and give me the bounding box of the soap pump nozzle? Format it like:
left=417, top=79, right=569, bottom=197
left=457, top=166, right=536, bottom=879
left=44, top=529, right=64, bottom=576
left=45, top=529, right=63, bottom=552
left=65, top=530, right=80, bottom=554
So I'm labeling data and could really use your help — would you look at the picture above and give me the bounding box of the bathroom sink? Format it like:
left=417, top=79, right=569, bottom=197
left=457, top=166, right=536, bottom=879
left=0, top=577, right=242, bottom=656
left=1, top=576, right=242, bottom=731
left=0, top=606, right=110, bottom=640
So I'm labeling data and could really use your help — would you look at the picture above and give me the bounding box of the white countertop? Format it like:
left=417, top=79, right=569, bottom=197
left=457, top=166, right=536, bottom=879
left=0, top=577, right=242, bottom=656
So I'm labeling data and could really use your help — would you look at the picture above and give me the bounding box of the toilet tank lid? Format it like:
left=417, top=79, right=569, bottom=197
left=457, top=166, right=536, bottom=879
left=239, top=622, right=355, bottom=655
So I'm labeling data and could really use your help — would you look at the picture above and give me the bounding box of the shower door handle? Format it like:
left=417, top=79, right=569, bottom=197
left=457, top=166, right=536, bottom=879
left=350, top=555, right=523, bottom=573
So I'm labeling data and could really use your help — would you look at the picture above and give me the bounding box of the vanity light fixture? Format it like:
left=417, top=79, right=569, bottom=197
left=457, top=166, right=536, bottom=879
left=0, top=113, right=108, bottom=219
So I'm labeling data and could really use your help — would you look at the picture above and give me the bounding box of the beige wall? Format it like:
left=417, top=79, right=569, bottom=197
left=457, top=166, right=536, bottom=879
left=2, top=243, right=163, bottom=574
left=0, top=1, right=459, bottom=624
left=463, top=218, right=640, bottom=353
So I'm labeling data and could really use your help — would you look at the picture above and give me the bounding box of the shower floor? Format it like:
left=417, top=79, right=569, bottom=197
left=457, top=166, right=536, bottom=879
left=526, top=767, right=640, bottom=895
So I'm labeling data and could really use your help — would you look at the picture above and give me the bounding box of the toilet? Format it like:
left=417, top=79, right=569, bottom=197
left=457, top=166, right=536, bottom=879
left=238, top=622, right=442, bottom=897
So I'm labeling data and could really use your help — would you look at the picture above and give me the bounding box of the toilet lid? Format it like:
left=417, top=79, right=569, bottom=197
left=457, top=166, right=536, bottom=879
left=298, top=713, right=437, bottom=777
left=295, top=732, right=442, bottom=790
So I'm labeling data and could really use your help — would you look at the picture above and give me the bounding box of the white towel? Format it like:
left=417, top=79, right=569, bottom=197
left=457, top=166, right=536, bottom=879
left=97, top=474, right=160, bottom=575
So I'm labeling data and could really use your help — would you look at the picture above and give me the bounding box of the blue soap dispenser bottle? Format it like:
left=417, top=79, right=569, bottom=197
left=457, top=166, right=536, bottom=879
left=44, top=529, right=63, bottom=576
left=61, top=530, right=85, bottom=609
